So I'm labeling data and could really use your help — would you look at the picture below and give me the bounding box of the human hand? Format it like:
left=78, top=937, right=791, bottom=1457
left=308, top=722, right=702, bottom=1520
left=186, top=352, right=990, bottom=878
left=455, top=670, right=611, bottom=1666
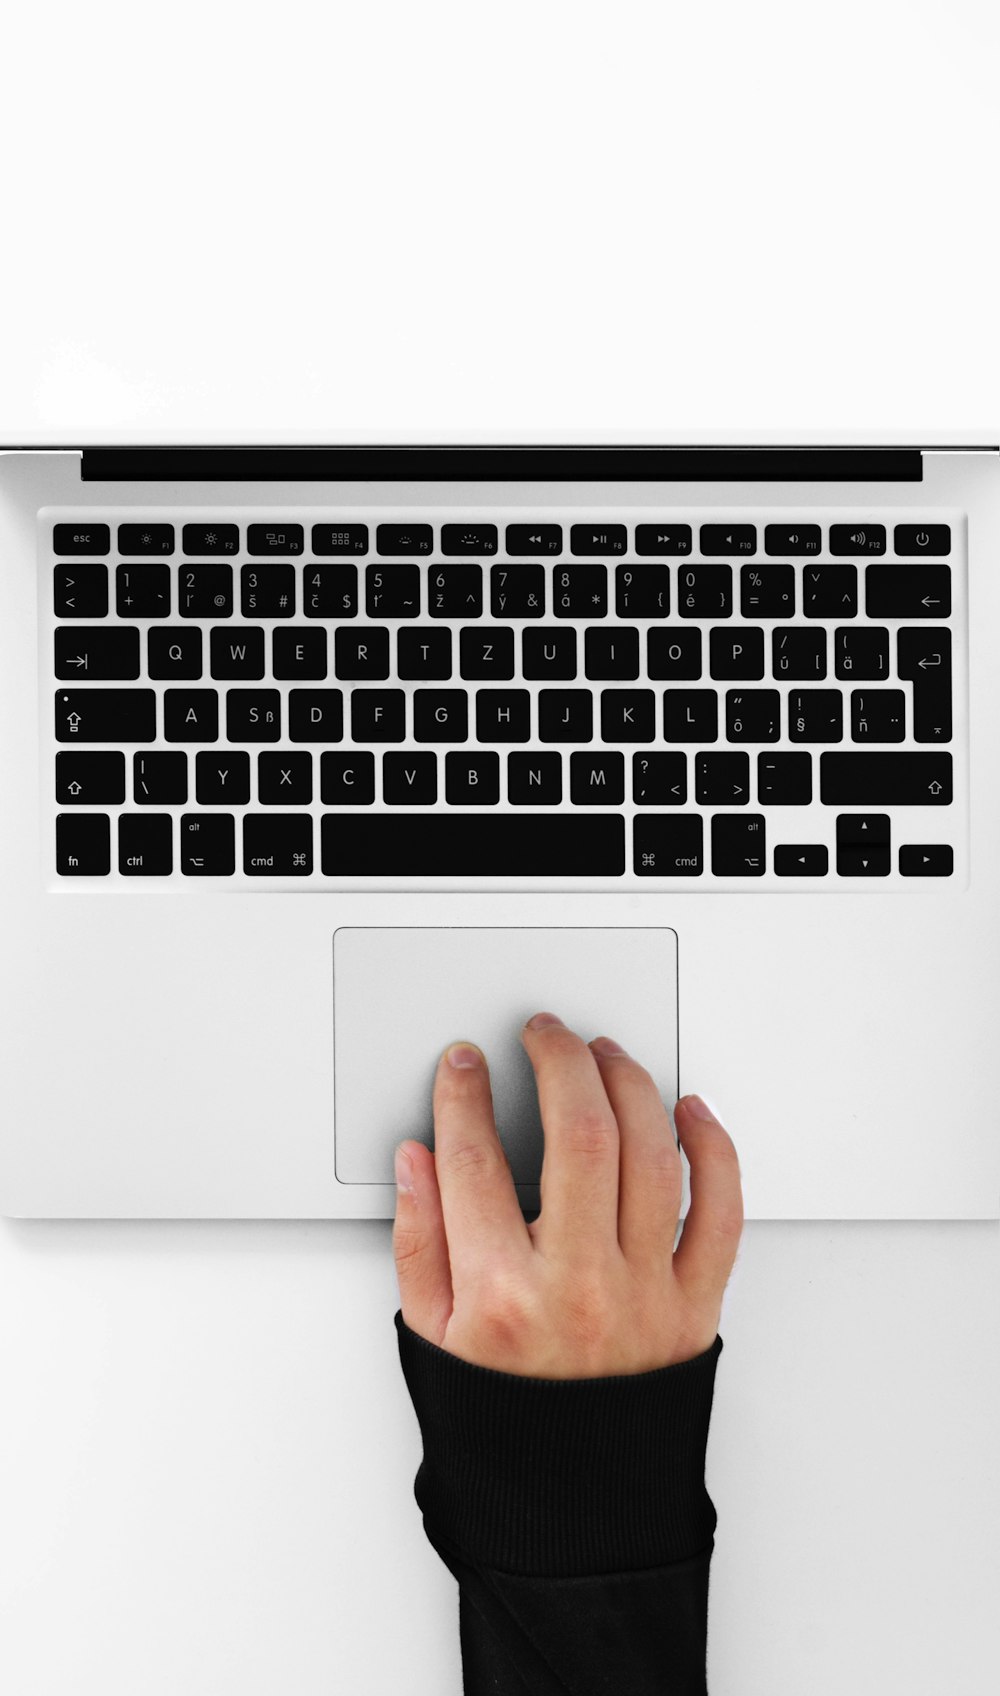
left=392, top=1011, right=743, bottom=1378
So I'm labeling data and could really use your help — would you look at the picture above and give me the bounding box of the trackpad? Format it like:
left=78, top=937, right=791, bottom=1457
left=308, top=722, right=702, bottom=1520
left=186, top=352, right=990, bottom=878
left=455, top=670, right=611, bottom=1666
left=333, top=927, right=679, bottom=1191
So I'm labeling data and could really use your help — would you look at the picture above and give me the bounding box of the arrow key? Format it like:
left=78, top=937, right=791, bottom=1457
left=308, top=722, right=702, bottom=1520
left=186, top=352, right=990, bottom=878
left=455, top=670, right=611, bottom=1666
left=899, top=844, right=954, bottom=877
left=774, top=844, right=829, bottom=876
left=837, top=812, right=890, bottom=877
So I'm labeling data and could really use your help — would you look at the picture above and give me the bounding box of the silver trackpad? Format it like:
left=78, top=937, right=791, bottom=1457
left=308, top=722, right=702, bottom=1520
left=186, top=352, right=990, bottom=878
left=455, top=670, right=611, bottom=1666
left=333, top=926, right=679, bottom=1191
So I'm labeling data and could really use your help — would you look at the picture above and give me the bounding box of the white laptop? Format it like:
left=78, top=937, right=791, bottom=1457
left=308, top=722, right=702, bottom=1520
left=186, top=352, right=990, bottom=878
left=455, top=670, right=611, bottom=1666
left=0, top=443, right=997, bottom=1220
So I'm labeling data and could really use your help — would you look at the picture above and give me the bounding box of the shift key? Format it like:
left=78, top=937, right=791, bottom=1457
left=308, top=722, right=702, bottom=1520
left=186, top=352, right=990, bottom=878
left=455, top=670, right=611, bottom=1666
left=820, top=752, right=952, bottom=805
left=55, top=689, right=156, bottom=742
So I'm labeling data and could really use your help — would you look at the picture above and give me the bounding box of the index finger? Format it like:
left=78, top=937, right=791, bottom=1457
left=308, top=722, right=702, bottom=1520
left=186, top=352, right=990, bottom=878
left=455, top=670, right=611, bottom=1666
left=521, top=1012, right=620, bottom=1259
left=432, top=1042, right=531, bottom=1288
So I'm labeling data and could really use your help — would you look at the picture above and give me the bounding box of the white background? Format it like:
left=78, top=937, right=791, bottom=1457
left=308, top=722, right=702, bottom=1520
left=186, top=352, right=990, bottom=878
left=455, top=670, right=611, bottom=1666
left=1, top=1, right=998, bottom=1690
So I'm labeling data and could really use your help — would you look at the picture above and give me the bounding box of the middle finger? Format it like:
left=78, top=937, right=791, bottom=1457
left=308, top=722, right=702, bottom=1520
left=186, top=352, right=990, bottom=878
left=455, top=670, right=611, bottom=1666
left=521, top=1013, right=620, bottom=1257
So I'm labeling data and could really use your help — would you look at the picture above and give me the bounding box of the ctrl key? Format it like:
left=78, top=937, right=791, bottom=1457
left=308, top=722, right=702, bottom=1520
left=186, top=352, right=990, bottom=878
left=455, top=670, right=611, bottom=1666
left=634, top=814, right=704, bottom=876
left=57, top=813, right=110, bottom=875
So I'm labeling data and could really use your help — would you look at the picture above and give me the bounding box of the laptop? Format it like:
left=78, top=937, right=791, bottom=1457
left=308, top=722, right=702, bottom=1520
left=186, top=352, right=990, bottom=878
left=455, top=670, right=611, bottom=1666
left=0, top=443, right=997, bottom=1220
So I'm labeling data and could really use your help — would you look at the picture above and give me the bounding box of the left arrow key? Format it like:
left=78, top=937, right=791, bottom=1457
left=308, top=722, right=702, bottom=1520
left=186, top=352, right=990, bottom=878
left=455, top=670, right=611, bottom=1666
left=55, top=626, right=141, bottom=679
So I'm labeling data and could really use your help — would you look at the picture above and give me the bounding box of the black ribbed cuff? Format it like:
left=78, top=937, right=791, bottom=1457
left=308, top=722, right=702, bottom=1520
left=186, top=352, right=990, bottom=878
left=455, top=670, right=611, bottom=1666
left=395, top=1310, right=722, bottom=1578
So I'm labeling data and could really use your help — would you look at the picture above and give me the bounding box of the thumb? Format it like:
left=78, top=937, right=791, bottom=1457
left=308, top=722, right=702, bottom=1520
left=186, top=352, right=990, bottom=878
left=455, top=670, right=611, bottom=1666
left=392, top=1140, right=453, bottom=1346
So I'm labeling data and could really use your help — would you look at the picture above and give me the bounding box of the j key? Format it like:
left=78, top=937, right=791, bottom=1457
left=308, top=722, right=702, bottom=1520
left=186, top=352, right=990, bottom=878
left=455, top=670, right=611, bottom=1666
left=320, top=750, right=376, bottom=804
left=763, top=524, right=820, bottom=556
left=491, top=564, right=545, bottom=618
left=413, top=689, right=468, bottom=742
left=384, top=752, right=438, bottom=805
left=322, top=813, right=626, bottom=876
left=894, top=525, right=950, bottom=556
left=242, top=565, right=295, bottom=617
left=634, top=814, right=703, bottom=876
left=476, top=690, right=531, bottom=742
left=180, top=813, right=235, bottom=876
left=351, top=689, right=406, bottom=742
left=647, top=627, right=701, bottom=680
left=539, top=690, right=593, bottom=742
left=288, top=690, right=344, bottom=743
left=459, top=627, right=513, bottom=679
left=710, top=627, right=764, bottom=680
left=570, top=524, right=627, bottom=556
left=757, top=752, right=812, bottom=804
left=55, top=626, right=140, bottom=680
left=775, top=845, right=829, bottom=876
left=182, top=525, right=239, bottom=556
left=570, top=752, right=624, bottom=805
left=117, top=565, right=170, bottom=618
left=634, top=525, right=692, bottom=557
left=851, top=690, right=905, bottom=743
left=553, top=565, right=607, bottom=617
left=135, top=751, right=188, bottom=805
left=376, top=524, right=432, bottom=556
left=726, top=690, right=780, bottom=742
left=836, top=812, right=890, bottom=877
left=711, top=813, right=766, bottom=876
left=119, top=814, right=173, bottom=876
left=258, top=752, right=313, bottom=804
left=54, top=524, right=110, bottom=556
left=56, top=813, right=110, bottom=875
left=54, top=566, right=108, bottom=618
left=897, top=627, right=952, bottom=743
left=196, top=751, right=250, bottom=805
left=334, top=626, right=390, bottom=679
left=118, top=523, right=174, bottom=556
left=615, top=566, right=670, bottom=618
left=865, top=565, right=951, bottom=619
left=507, top=752, right=562, bottom=805
left=601, top=689, right=655, bottom=742
left=632, top=751, right=687, bottom=805
left=585, top=627, right=640, bottom=679
left=505, top=524, right=562, bottom=556
left=741, top=565, right=794, bottom=618
left=210, top=626, right=265, bottom=679
left=165, top=689, right=219, bottom=742
left=663, top=689, right=718, bottom=743
left=441, top=524, right=498, bottom=556
left=243, top=814, right=313, bottom=875
left=428, top=564, right=482, bottom=618
left=304, top=565, right=358, bottom=618
left=899, top=844, right=954, bottom=877
left=803, top=565, right=857, bottom=617
left=273, top=627, right=327, bottom=679
left=700, top=525, right=756, bottom=556
left=247, top=524, right=303, bottom=556
left=829, top=524, right=886, bottom=556
left=695, top=751, right=750, bottom=806
left=56, top=688, right=155, bottom=742
left=772, top=627, right=826, bottom=679
left=445, top=752, right=499, bottom=804
left=56, top=751, right=126, bottom=805
left=148, top=626, right=203, bottom=679
left=400, top=627, right=454, bottom=679
left=820, top=751, right=953, bottom=805
left=523, top=627, right=576, bottom=680
left=226, top=689, right=281, bottom=743
left=311, top=524, right=368, bottom=556
left=834, top=627, right=888, bottom=680
left=678, top=565, right=732, bottom=618
left=180, top=565, right=233, bottom=617
left=788, top=689, right=843, bottom=743
left=366, top=565, right=421, bottom=617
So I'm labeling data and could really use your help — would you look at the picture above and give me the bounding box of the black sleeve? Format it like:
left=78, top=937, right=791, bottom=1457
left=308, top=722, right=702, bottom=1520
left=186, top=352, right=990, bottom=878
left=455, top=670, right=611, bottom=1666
left=394, top=1310, right=723, bottom=1696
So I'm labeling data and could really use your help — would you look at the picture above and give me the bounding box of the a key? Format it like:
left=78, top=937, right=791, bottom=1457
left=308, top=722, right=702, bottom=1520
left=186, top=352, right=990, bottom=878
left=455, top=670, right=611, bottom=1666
left=118, top=524, right=175, bottom=556
left=851, top=690, right=905, bottom=743
left=196, top=751, right=251, bottom=805
left=491, top=564, right=545, bottom=618
left=56, top=813, right=110, bottom=875
left=695, top=751, right=750, bottom=805
left=54, top=524, right=110, bottom=556
left=459, top=628, right=513, bottom=679
left=897, top=627, right=952, bottom=743
left=726, top=690, right=780, bottom=742
left=321, top=813, right=626, bottom=876
left=165, top=688, right=219, bottom=742
left=570, top=524, right=626, bottom=556
left=55, top=626, right=140, bottom=680
left=700, top=525, right=756, bottom=555
left=894, top=524, right=950, bottom=556
left=288, top=690, right=344, bottom=743
left=634, top=814, right=703, bottom=876
left=803, top=566, right=857, bottom=618
left=311, top=524, right=368, bottom=556
left=834, top=627, right=889, bottom=680
left=505, top=524, right=562, bottom=556
left=399, top=627, right=453, bottom=680
left=375, top=524, right=433, bottom=556
left=241, top=565, right=295, bottom=617
left=210, top=627, right=265, bottom=680
left=772, top=627, right=826, bottom=679
left=615, top=566, right=670, bottom=618
left=247, top=524, right=304, bottom=555
left=710, top=628, right=764, bottom=679
left=119, top=814, right=173, bottom=876
left=180, top=813, right=236, bottom=876
left=180, top=565, right=233, bottom=617
left=522, top=628, right=577, bottom=680
left=366, top=565, right=421, bottom=618
left=258, top=752, right=313, bottom=804
left=711, top=813, right=766, bottom=875
left=304, top=565, right=359, bottom=618
left=273, top=627, right=327, bottom=680
left=865, top=566, right=951, bottom=619
left=663, top=689, right=718, bottom=742
left=634, top=525, right=692, bottom=557
left=54, top=565, right=108, bottom=618
left=182, top=524, right=239, bottom=556
left=757, top=752, right=812, bottom=804
left=445, top=752, right=500, bottom=805
left=428, top=564, right=482, bottom=618
left=539, top=690, right=593, bottom=742
left=384, top=752, right=438, bottom=805
left=476, top=690, right=531, bottom=742
left=820, top=752, right=952, bottom=805
left=585, top=627, right=640, bottom=679
left=601, top=690, right=655, bottom=742
left=775, top=844, right=828, bottom=876
left=741, top=565, right=795, bottom=618
left=829, top=524, right=886, bottom=557
left=55, top=689, right=155, bottom=743
left=116, top=565, right=171, bottom=618
left=647, top=628, right=701, bottom=680
left=441, top=524, right=498, bottom=556
left=552, top=565, right=607, bottom=617
left=226, top=689, right=281, bottom=743
left=334, top=626, right=390, bottom=679
left=56, top=751, right=126, bottom=805
left=148, top=627, right=203, bottom=679
left=632, top=752, right=687, bottom=805
left=135, top=751, right=188, bottom=804
left=836, top=813, right=890, bottom=877
left=320, top=751, right=376, bottom=804
left=788, top=689, right=843, bottom=743
left=243, top=814, right=313, bottom=875
left=899, top=845, right=953, bottom=877
left=677, top=565, right=732, bottom=618
left=569, top=752, right=625, bottom=805
left=413, top=689, right=468, bottom=742
left=763, top=524, right=820, bottom=556
left=350, top=689, right=406, bottom=742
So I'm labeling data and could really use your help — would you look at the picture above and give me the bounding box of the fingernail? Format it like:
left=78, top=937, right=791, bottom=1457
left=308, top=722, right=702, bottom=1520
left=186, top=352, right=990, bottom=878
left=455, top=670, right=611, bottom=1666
left=526, top=1011, right=564, bottom=1030
left=446, top=1042, right=484, bottom=1069
left=394, top=1145, right=414, bottom=1192
left=590, top=1035, right=628, bottom=1057
left=682, top=1093, right=720, bottom=1122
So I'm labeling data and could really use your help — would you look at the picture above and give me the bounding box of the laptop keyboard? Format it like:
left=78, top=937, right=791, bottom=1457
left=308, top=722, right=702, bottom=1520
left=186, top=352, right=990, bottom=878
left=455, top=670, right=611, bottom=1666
left=45, top=509, right=965, bottom=889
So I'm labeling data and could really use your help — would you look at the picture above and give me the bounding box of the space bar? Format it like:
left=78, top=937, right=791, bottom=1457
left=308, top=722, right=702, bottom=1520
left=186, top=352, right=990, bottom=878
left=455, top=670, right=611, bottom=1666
left=321, top=813, right=626, bottom=876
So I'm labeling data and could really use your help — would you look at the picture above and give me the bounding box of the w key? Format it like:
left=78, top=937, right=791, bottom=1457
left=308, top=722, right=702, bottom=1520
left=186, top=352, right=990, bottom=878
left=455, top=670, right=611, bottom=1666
left=55, top=626, right=139, bottom=679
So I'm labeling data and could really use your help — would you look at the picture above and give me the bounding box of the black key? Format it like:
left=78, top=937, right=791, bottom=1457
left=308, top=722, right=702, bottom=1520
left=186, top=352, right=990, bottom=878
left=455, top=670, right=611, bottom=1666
left=258, top=752, right=313, bottom=805
left=570, top=524, right=627, bottom=556
left=663, top=689, right=718, bottom=743
left=741, top=565, right=794, bottom=618
left=445, top=751, right=499, bottom=805
left=757, top=752, right=812, bottom=805
left=803, top=565, right=857, bottom=618
left=829, top=524, right=886, bottom=557
left=135, top=751, right=188, bottom=805
left=763, top=524, right=820, bottom=556
left=304, top=565, right=358, bottom=618
left=700, top=525, right=756, bottom=556
left=775, top=844, right=828, bottom=876
left=196, top=751, right=250, bottom=805
left=116, top=565, right=171, bottom=618
left=401, top=626, right=454, bottom=680
left=634, top=814, right=703, bottom=876
left=441, top=524, right=498, bottom=556
left=772, top=627, right=826, bottom=679
left=55, top=688, right=155, bottom=743
left=180, top=813, right=236, bottom=876
left=851, top=690, right=905, bottom=743
left=491, top=564, right=545, bottom=618
left=321, top=751, right=376, bottom=804
left=899, top=844, right=953, bottom=877
left=834, top=627, right=889, bottom=681
left=585, top=627, right=640, bottom=679
left=677, top=565, right=732, bottom=618
left=522, top=627, right=576, bottom=680
left=241, top=564, right=295, bottom=617
left=273, top=627, right=327, bottom=680
left=351, top=688, right=405, bottom=742
left=54, top=565, right=108, bottom=618
left=726, top=689, right=780, bottom=742
left=165, top=688, right=219, bottom=742
left=334, top=626, right=390, bottom=679
left=695, top=751, right=749, bottom=806
left=505, top=524, right=562, bottom=556
left=148, top=626, right=203, bottom=679
left=118, top=523, right=174, bottom=556
left=896, top=627, right=952, bottom=743
left=226, top=689, right=281, bottom=742
left=615, top=566, right=670, bottom=618
left=459, top=627, right=512, bottom=679
left=180, top=565, right=233, bottom=617
left=288, top=689, right=344, bottom=743
left=119, top=814, right=173, bottom=876
left=647, top=627, right=701, bottom=680
left=632, top=751, right=687, bottom=805
left=710, top=627, right=764, bottom=680
left=182, top=525, right=239, bottom=556
left=56, top=751, right=126, bottom=805
left=414, top=689, right=467, bottom=742
left=634, top=525, right=692, bottom=557
left=569, top=752, right=624, bottom=805
left=507, top=752, right=562, bottom=805
left=836, top=813, right=890, bottom=877
left=210, top=627, right=265, bottom=680
left=366, top=565, right=421, bottom=617
left=865, top=566, right=951, bottom=619
left=428, top=564, right=482, bottom=618
left=384, top=752, right=438, bottom=805
left=894, top=524, right=950, bottom=556
left=322, top=813, right=625, bottom=876
left=55, top=626, right=140, bottom=680
left=601, top=689, right=655, bottom=743
left=247, top=524, right=303, bottom=556
left=54, top=523, right=110, bottom=556
left=711, top=814, right=766, bottom=876
left=311, top=524, right=368, bottom=556
left=476, top=689, right=531, bottom=742
left=376, top=524, right=432, bottom=556
left=788, top=689, right=842, bottom=743
left=820, top=752, right=952, bottom=805
left=539, top=690, right=592, bottom=742
left=553, top=564, right=607, bottom=617
left=244, top=814, right=312, bottom=875
left=56, top=813, right=110, bottom=875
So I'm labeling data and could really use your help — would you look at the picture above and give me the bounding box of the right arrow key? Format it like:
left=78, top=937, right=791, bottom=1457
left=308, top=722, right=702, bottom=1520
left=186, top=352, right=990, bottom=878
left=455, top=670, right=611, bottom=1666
left=899, top=844, right=954, bottom=877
